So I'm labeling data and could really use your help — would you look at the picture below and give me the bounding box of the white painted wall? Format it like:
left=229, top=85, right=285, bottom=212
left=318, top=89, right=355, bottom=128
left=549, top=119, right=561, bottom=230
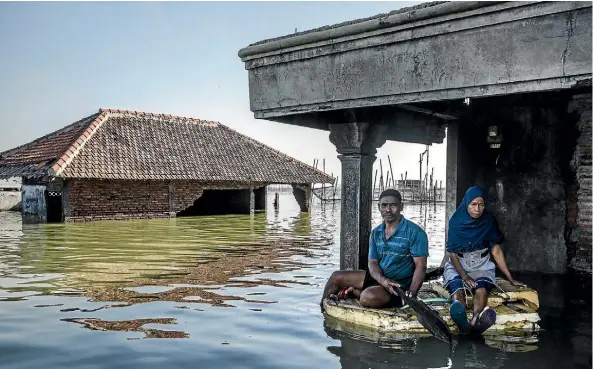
left=0, top=176, right=22, bottom=211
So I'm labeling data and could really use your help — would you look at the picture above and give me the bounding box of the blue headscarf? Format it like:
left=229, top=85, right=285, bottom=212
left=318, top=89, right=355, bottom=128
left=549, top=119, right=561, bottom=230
left=446, top=186, right=503, bottom=254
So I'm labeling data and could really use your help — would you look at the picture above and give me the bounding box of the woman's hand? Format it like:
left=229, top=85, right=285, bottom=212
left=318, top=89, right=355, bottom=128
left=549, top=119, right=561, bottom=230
left=509, top=279, right=526, bottom=287
left=463, top=275, right=477, bottom=289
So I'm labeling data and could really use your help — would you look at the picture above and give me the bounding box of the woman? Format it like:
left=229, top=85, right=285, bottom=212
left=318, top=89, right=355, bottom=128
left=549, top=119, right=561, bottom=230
left=443, top=186, right=523, bottom=334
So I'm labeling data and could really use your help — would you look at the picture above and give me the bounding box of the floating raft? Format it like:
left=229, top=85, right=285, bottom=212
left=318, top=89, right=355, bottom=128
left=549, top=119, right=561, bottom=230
left=323, top=278, right=541, bottom=336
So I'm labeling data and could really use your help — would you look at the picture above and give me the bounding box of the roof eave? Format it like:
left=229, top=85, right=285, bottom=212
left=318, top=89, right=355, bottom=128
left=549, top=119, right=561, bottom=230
left=238, top=1, right=500, bottom=60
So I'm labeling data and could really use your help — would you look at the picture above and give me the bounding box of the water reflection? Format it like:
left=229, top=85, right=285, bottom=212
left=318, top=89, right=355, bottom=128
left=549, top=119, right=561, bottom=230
left=0, top=194, right=590, bottom=369
left=324, top=316, right=538, bottom=369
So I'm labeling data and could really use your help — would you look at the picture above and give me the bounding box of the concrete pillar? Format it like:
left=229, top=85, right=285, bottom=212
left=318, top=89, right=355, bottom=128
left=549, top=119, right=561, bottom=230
left=291, top=184, right=310, bottom=212
left=62, top=180, right=70, bottom=221
left=254, top=187, right=266, bottom=212
left=329, top=122, right=387, bottom=270
left=445, top=123, right=459, bottom=238
left=168, top=181, right=175, bottom=217
left=441, top=123, right=460, bottom=266
left=249, top=185, right=255, bottom=215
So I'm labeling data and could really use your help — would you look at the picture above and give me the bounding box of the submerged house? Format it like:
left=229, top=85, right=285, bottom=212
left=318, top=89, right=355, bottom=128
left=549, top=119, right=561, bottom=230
left=0, top=108, right=333, bottom=222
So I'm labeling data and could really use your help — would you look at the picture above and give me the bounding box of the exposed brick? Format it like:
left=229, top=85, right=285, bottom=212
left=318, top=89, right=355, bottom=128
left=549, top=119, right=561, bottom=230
left=64, top=179, right=266, bottom=222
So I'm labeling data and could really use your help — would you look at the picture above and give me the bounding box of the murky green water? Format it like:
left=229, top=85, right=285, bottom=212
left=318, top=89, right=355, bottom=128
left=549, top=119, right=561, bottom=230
left=0, top=193, right=590, bottom=368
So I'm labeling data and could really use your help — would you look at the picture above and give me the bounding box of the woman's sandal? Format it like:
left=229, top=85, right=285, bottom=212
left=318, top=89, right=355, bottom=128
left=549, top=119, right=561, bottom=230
left=471, top=306, right=497, bottom=334
left=450, top=300, right=472, bottom=334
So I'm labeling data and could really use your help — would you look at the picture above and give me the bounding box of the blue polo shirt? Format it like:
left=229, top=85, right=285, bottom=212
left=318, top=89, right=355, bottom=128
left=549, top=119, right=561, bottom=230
left=368, top=216, right=429, bottom=288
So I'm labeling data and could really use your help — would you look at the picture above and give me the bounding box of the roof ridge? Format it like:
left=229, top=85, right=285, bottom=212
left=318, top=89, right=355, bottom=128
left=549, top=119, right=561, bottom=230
left=50, top=110, right=110, bottom=176
left=215, top=121, right=334, bottom=181
left=0, top=112, right=100, bottom=160
left=99, top=108, right=220, bottom=125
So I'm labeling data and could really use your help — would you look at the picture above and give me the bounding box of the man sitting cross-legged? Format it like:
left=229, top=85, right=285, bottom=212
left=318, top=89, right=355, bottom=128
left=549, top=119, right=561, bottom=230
left=320, top=189, right=429, bottom=310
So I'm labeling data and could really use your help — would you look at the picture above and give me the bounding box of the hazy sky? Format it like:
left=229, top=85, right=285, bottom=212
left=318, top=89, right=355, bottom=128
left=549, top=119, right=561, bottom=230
left=0, top=1, right=447, bottom=184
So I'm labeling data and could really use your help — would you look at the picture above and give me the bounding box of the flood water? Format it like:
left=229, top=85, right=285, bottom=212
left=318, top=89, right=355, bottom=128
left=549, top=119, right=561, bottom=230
left=0, top=192, right=590, bottom=369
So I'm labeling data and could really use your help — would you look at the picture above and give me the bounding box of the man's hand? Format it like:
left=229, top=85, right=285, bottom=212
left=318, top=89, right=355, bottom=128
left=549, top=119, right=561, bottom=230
left=404, top=290, right=418, bottom=299
left=380, top=278, right=400, bottom=296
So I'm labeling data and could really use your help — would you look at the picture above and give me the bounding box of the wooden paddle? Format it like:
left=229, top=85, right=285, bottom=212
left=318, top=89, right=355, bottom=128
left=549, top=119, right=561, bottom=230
left=394, top=286, right=452, bottom=344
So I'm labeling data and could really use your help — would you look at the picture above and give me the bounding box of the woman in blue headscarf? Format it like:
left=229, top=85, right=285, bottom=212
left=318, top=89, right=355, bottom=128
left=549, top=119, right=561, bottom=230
left=443, top=186, right=523, bottom=334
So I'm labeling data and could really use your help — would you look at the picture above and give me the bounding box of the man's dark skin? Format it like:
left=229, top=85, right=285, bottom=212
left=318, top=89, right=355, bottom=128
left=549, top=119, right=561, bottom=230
left=320, top=195, right=427, bottom=309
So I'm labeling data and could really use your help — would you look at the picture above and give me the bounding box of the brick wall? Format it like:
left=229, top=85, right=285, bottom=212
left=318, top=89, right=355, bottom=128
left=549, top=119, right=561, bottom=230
left=568, top=93, right=592, bottom=272
left=64, top=179, right=267, bottom=221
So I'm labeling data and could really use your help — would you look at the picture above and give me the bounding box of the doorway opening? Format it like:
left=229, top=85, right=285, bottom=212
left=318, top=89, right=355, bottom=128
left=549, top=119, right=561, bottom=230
left=45, top=190, right=63, bottom=223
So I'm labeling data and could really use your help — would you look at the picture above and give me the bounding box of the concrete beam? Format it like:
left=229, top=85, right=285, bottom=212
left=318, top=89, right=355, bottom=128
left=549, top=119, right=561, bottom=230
left=240, top=2, right=591, bottom=119
left=271, top=107, right=447, bottom=145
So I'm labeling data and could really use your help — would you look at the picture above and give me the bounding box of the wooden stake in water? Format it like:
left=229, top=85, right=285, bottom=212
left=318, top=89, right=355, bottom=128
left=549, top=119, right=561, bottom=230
left=322, top=158, right=326, bottom=201
left=388, top=155, right=395, bottom=189
left=373, top=169, right=378, bottom=199
left=419, top=153, right=423, bottom=203
left=379, top=159, right=384, bottom=193
left=400, top=173, right=405, bottom=201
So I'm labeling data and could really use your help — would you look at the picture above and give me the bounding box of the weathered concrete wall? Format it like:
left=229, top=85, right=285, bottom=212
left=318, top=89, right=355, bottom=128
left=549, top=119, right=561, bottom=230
left=457, top=91, right=589, bottom=274
left=21, top=184, right=46, bottom=223
left=567, top=93, right=592, bottom=272
left=241, top=2, right=591, bottom=119
left=0, top=176, right=21, bottom=211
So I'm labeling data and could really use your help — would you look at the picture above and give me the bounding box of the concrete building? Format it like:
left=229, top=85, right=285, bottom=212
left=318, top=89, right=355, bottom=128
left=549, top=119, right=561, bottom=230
left=238, top=2, right=592, bottom=274
left=0, top=176, right=21, bottom=211
left=0, top=109, right=333, bottom=222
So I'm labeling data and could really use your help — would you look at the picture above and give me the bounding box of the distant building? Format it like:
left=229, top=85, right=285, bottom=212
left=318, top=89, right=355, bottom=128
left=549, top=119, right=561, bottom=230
left=0, top=108, right=333, bottom=222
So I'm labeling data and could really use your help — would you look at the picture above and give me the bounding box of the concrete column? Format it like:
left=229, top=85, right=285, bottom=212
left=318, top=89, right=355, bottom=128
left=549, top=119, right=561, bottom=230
left=441, top=123, right=460, bottom=266
left=445, top=123, right=459, bottom=238
left=249, top=185, right=255, bottom=215
left=329, top=122, right=387, bottom=270
left=291, top=184, right=310, bottom=212
left=168, top=181, right=175, bottom=217
left=62, top=180, right=70, bottom=221
left=254, top=187, right=266, bottom=212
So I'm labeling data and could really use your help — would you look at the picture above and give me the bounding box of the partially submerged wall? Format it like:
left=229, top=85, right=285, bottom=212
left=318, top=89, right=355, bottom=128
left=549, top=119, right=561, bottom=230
left=456, top=91, right=590, bottom=274
left=65, top=179, right=268, bottom=221
left=21, top=184, right=46, bottom=222
left=0, top=177, right=21, bottom=211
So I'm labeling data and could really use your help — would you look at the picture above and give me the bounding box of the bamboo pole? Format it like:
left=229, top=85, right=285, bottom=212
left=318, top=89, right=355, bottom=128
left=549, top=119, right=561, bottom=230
left=322, top=158, right=326, bottom=200
left=379, top=159, right=385, bottom=193
left=373, top=169, right=378, bottom=199
left=419, top=153, right=422, bottom=203
left=333, top=176, right=339, bottom=200
left=387, top=155, right=395, bottom=189
left=404, top=171, right=408, bottom=201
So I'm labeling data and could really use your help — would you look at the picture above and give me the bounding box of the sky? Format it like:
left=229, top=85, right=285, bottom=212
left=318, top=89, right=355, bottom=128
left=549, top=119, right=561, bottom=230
left=0, top=1, right=447, bottom=185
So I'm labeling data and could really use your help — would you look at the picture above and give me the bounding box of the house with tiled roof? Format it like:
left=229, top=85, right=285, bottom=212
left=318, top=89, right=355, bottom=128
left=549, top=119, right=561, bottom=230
left=0, top=108, right=333, bottom=222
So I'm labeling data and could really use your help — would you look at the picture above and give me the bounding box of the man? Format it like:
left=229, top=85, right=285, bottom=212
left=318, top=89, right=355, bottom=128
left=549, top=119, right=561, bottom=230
left=320, top=189, right=429, bottom=309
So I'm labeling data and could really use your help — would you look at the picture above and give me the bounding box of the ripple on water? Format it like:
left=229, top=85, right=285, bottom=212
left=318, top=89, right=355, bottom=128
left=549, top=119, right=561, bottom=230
left=0, top=196, right=589, bottom=369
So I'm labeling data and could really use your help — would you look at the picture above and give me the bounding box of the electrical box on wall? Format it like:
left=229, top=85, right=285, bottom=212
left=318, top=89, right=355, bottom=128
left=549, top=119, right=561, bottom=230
left=487, top=125, right=502, bottom=149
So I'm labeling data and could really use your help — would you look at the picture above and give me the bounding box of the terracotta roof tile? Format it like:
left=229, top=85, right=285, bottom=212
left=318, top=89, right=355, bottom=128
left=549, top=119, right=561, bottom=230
left=0, top=109, right=333, bottom=184
left=0, top=113, right=100, bottom=178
